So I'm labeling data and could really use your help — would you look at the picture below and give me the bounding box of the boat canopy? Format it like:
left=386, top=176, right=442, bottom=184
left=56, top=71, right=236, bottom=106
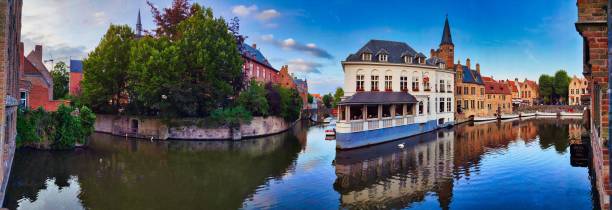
left=339, top=92, right=418, bottom=105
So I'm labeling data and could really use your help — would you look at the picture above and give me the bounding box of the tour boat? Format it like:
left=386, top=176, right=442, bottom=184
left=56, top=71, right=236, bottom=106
left=560, top=112, right=583, bottom=117
left=473, top=116, right=497, bottom=122
left=499, top=114, right=519, bottom=120
left=520, top=112, right=536, bottom=117
left=536, top=111, right=557, bottom=117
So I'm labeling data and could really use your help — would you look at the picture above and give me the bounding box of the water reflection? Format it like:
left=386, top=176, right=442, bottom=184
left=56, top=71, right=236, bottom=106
left=5, top=123, right=307, bottom=210
left=334, top=118, right=595, bottom=209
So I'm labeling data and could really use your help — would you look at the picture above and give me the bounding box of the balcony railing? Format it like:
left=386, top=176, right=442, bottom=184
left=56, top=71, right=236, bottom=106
left=368, top=120, right=379, bottom=130
left=340, top=116, right=416, bottom=133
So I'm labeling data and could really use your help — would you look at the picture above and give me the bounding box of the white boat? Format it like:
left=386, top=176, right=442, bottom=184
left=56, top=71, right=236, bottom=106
left=536, top=111, right=557, bottom=117
left=499, top=114, right=519, bottom=119
left=323, top=117, right=333, bottom=124
left=520, top=112, right=536, bottom=117
left=473, top=116, right=497, bottom=122
left=560, top=112, right=583, bottom=117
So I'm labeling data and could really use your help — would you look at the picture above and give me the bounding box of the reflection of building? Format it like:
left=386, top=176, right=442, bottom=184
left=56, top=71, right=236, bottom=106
left=334, top=131, right=454, bottom=209
left=568, top=76, right=588, bottom=105
left=336, top=17, right=455, bottom=149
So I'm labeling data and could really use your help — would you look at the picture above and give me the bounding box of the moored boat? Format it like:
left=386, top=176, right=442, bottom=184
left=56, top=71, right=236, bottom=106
left=499, top=114, right=519, bottom=119
left=473, top=116, right=497, bottom=122
left=520, top=112, right=536, bottom=117
left=536, top=111, right=557, bottom=117
left=560, top=111, right=583, bottom=117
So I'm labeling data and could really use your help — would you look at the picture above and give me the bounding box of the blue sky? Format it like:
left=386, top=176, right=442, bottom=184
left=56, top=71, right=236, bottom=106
left=23, top=0, right=582, bottom=94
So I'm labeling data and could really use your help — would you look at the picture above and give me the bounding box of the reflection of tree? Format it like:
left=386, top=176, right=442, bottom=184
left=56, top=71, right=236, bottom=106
left=4, top=130, right=302, bottom=210
left=537, top=120, right=570, bottom=153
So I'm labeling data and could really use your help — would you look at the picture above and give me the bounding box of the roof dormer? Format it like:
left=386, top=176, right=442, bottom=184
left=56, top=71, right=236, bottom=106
left=377, top=49, right=389, bottom=62
left=401, top=51, right=413, bottom=64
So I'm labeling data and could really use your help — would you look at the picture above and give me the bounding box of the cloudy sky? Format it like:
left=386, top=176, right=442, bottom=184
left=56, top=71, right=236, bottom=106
left=23, top=0, right=582, bottom=94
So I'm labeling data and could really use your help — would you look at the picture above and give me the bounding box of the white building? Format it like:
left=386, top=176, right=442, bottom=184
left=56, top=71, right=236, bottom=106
left=336, top=39, right=455, bottom=149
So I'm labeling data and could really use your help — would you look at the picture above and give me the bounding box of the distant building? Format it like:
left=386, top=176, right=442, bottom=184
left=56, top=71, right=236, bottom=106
left=293, top=77, right=309, bottom=109
left=69, top=60, right=83, bottom=96
left=454, top=59, right=487, bottom=118
left=568, top=76, right=588, bottom=105
left=278, top=65, right=296, bottom=89
left=482, top=76, right=512, bottom=115
left=18, top=44, right=66, bottom=111
left=505, top=79, right=521, bottom=106
left=241, top=43, right=279, bottom=84
left=518, top=79, right=539, bottom=105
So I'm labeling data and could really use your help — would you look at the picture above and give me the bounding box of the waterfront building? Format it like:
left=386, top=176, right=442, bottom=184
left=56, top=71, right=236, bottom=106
left=568, top=76, right=588, bottom=105
left=575, top=0, right=610, bottom=209
left=69, top=60, right=83, bottom=96
left=278, top=65, right=296, bottom=89
left=294, top=78, right=309, bottom=109
left=518, top=79, right=539, bottom=105
left=18, top=44, right=65, bottom=111
left=505, top=79, right=521, bottom=106
left=336, top=31, right=455, bottom=149
left=482, top=77, right=513, bottom=115
left=454, top=59, right=487, bottom=119
left=241, top=43, right=279, bottom=84
left=0, top=0, right=22, bottom=204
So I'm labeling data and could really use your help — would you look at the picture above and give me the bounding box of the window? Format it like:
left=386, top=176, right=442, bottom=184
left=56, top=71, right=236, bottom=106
left=367, top=105, right=378, bottom=119
left=379, top=54, right=388, bottom=62
left=356, top=74, right=365, bottom=91
left=400, top=76, right=408, bottom=91
left=439, top=80, right=445, bottom=92
left=447, top=81, right=452, bottom=93
left=19, top=91, right=27, bottom=108
left=371, top=75, right=379, bottom=91
left=385, top=75, right=393, bottom=91
left=457, top=86, right=462, bottom=94
left=571, top=89, right=574, bottom=94
left=447, top=97, right=452, bottom=112
left=471, top=100, right=475, bottom=109
left=471, top=87, right=476, bottom=95
left=395, top=105, right=404, bottom=116
left=404, top=56, right=413, bottom=64
left=480, top=88, right=484, bottom=95
left=362, top=53, right=372, bottom=61
left=464, top=100, right=469, bottom=110
left=418, top=101, right=424, bottom=115
left=427, top=99, right=430, bottom=114
left=464, top=87, right=468, bottom=95
left=412, top=75, right=420, bottom=91
left=439, top=98, right=445, bottom=113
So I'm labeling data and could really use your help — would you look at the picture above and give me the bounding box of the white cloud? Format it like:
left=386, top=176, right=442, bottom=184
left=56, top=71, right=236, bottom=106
left=256, top=9, right=280, bottom=21
left=232, top=5, right=258, bottom=17
left=261, top=34, right=274, bottom=41
left=282, top=38, right=296, bottom=48
left=287, top=58, right=323, bottom=74
left=306, top=43, right=317, bottom=49
left=93, top=12, right=108, bottom=25
left=261, top=35, right=334, bottom=59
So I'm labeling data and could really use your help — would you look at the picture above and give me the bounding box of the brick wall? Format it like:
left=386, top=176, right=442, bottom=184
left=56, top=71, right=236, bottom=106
left=69, top=72, right=82, bottom=96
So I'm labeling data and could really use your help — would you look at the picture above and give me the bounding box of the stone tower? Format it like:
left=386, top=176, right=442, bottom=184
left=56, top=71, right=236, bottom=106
left=439, top=16, right=454, bottom=69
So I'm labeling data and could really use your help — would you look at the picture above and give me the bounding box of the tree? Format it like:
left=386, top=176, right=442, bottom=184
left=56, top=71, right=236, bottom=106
left=307, top=94, right=314, bottom=104
left=553, top=70, right=571, bottom=103
left=82, top=25, right=134, bottom=114
left=147, top=0, right=196, bottom=38
left=51, top=61, right=69, bottom=99
left=539, top=74, right=554, bottom=104
left=322, top=94, right=333, bottom=108
left=332, top=87, right=344, bottom=108
left=237, top=80, right=269, bottom=116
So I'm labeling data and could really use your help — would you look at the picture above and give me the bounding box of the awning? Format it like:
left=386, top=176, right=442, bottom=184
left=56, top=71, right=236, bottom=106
left=339, top=92, right=418, bottom=105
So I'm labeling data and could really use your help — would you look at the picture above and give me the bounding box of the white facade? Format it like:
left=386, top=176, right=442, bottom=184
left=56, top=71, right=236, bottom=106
left=340, top=61, right=455, bottom=127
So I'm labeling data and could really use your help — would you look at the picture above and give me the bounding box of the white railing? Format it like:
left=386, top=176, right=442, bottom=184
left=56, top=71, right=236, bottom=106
left=394, top=117, right=404, bottom=126
left=382, top=118, right=393, bottom=128
left=339, top=116, right=419, bottom=133
left=406, top=116, right=415, bottom=124
left=368, top=120, right=379, bottom=130
left=351, top=121, right=364, bottom=132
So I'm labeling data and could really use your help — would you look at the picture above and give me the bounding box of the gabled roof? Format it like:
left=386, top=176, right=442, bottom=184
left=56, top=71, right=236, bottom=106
left=70, top=60, right=83, bottom=73
left=346, top=40, right=432, bottom=65
left=484, top=80, right=511, bottom=95
left=241, top=43, right=276, bottom=71
left=506, top=80, right=519, bottom=92
left=24, top=50, right=53, bottom=87
left=461, top=66, right=484, bottom=85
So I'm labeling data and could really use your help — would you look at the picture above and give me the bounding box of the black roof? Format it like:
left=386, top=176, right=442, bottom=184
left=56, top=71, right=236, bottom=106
left=440, top=16, right=453, bottom=45
left=339, top=92, right=418, bottom=105
left=346, top=40, right=426, bottom=64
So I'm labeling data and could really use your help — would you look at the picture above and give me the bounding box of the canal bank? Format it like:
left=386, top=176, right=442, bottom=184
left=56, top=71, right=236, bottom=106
left=3, top=118, right=600, bottom=209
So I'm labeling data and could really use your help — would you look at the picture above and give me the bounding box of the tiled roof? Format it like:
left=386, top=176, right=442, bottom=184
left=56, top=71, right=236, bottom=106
left=426, top=57, right=445, bottom=66
left=506, top=80, right=519, bottom=92
left=485, top=81, right=511, bottom=95
left=339, top=92, right=418, bottom=105
left=461, top=66, right=484, bottom=85
left=241, top=43, right=276, bottom=71
left=345, top=40, right=433, bottom=65
left=70, top=60, right=83, bottom=73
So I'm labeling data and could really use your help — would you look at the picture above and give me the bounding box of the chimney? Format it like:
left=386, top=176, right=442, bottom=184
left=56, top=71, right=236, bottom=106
left=252, top=43, right=257, bottom=49
left=466, top=58, right=471, bottom=69
left=476, top=63, right=480, bottom=74
left=33, top=45, right=43, bottom=62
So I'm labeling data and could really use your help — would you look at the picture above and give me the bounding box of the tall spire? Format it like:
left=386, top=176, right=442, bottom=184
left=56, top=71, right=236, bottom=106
left=440, top=15, right=453, bottom=46
left=136, top=9, right=143, bottom=37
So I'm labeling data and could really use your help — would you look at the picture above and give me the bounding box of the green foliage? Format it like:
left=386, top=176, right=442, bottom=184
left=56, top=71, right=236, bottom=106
left=82, top=25, right=134, bottom=114
left=538, top=70, right=571, bottom=104
left=51, top=61, right=69, bottom=99
left=322, top=94, right=333, bottom=108
left=277, top=86, right=303, bottom=121
left=16, top=105, right=97, bottom=149
left=210, top=106, right=252, bottom=128
left=238, top=80, right=269, bottom=116
left=332, top=87, right=344, bottom=108
left=307, top=94, right=314, bottom=104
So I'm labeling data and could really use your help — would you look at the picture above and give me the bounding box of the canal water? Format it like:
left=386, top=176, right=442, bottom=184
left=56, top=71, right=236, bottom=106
left=3, top=118, right=598, bottom=209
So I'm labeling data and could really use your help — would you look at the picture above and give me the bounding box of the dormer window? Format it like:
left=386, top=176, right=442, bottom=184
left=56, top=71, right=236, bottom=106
left=439, top=63, right=446, bottom=69
left=362, top=53, right=372, bottom=61
left=404, top=56, right=413, bottom=64
left=379, top=54, right=388, bottom=62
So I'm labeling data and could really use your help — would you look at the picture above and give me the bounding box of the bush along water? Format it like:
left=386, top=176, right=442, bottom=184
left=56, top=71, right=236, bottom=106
left=17, top=104, right=96, bottom=150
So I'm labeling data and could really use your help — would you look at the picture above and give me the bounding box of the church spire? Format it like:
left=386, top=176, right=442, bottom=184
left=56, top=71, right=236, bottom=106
left=440, top=15, right=453, bottom=46
left=136, top=9, right=143, bottom=38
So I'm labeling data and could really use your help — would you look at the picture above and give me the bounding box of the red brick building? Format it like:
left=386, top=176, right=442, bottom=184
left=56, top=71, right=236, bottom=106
left=69, top=59, right=83, bottom=96
left=241, top=43, right=279, bottom=84
left=278, top=65, right=297, bottom=89
left=19, top=44, right=65, bottom=111
left=575, top=0, right=610, bottom=209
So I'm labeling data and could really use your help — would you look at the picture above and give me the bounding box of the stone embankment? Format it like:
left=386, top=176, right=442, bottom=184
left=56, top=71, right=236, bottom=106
left=94, top=115, right=292, bottom=140
left=516, top=105, right=586, bottom=113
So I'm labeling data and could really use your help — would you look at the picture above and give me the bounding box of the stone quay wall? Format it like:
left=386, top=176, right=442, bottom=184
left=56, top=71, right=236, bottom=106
left=94, top=115, right=291, bottom=140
